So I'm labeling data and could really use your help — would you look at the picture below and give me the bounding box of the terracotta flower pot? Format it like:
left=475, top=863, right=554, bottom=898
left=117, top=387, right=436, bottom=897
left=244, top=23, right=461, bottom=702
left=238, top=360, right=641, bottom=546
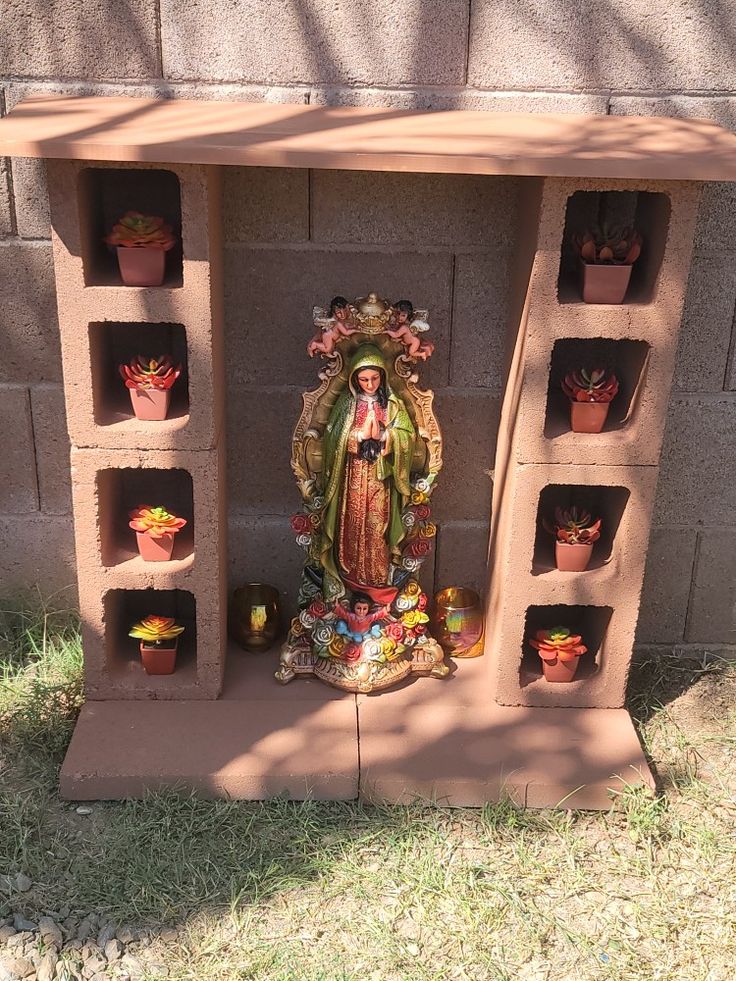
left=129, top=387, right=171, bottom=421
left=135, top=531, right=175, bottom=562
left=580, top=262, right=633, bottom=304
left=541, top=655, right=580, bottom=683
left=116, top=246, right=166, bottom=287
left=570, top=401, right=610, bottom=433
left=139, top=641, right=178, bottom=675
left=555, top=541, right=594, bottom=572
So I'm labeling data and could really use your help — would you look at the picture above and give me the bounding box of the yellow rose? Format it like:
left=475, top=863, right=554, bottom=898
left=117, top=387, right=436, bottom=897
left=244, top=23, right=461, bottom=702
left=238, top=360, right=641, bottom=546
left=379, top=637, right=396, bottom=657
left=328, top=635, right=346, bottom=656
left=290, top=618, right=305, bottom=637
left=411, top=491, right=428, bottom=505
left=404, top=581, right=421, bottom=597
left=419, top=522, right=437, bottom=538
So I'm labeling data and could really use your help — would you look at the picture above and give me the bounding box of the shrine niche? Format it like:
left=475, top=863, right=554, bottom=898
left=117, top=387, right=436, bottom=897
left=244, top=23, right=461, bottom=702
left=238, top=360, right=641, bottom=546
left=277, top=292, right=448, bottom=693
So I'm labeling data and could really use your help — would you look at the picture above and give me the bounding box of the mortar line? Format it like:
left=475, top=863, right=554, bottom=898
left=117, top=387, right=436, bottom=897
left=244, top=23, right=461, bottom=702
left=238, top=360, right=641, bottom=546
left=464, top=0, right=473, bottom=88
left=722, top=296, right=736, bottom=391
left=154, top=0, right=164, bottom=79
left=682, top=529, right=703, bottom=643
left=25, top=386, right=41, bottom=513
left=355, top=694, right=362, bottom=802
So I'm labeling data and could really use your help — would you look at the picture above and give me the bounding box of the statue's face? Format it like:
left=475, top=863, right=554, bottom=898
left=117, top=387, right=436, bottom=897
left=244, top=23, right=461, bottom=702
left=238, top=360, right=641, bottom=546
left=354, top=601, right=370, bottom=618
left=356, top=368, right=381, bottom=394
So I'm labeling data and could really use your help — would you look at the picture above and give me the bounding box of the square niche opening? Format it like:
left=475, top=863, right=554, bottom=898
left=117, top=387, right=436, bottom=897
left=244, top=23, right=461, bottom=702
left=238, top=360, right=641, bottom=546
left=557, top=190, right=671, bottom=304
left=532, top=484, right=631, bottom=575
left=78, top=168, right=183, bottom=288
left=103, top=588, right=196, bottom=681
left=89, top=321, right=190, bottom=426
left=520, top=604, right=613, bottom=688
left=545, top=337, right=651, bottom=438
left=97, top=468, right=194, bottom=568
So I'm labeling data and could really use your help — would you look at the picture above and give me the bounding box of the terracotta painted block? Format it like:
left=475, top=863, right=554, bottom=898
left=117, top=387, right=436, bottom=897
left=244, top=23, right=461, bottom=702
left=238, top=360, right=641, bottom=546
left=0, top=386, right=38, bottom=513
left=224, top=247, right=453, bottom=390
left=311, top=171, right=522, bottom=248
left=46, top=159, right=224, bottom=451
left=488, top=461, right=660, bottom=708
left=160, top=0, right=470, bottom=86
left=29, top=385, right=72, bottom=515
left=468, top=2, right=736, bottom=93
left=0, top=1, right=159, bottom=79
left=223, top=167, right=309, bottom=243
left=0, top=244, right=61, bottom=383
left=636, top=527, right=697, bottom=645
left=685, top=529, right=736, bottom=645
left=70, top=445, right=227, bottom=700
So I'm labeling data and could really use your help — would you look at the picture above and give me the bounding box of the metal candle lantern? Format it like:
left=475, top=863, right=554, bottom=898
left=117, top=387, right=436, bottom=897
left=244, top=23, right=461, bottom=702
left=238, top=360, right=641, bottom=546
left=229, top=583, right=280, bottom=652
left=431, top=587, right=484, bottom=658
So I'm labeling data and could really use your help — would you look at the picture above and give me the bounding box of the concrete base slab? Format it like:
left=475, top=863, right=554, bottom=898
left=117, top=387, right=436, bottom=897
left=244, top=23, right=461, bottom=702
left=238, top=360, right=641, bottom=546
left=60, top=650, right=653, bottom=808
left=358, top=687, right=654, bottom=809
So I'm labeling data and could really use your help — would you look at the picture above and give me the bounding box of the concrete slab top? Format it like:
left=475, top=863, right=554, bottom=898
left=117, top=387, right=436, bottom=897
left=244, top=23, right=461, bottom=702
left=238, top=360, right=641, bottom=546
left=2, top=95, right=736, bottom=180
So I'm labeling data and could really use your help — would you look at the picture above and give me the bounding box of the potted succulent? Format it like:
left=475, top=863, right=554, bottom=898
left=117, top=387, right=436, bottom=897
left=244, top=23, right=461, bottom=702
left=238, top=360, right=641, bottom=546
left=574, top=225, right=642, bottom=304
left=544, top=506, right=601, bottom=572
left=119, top=355, right=182, bottom=421
left=129, top=615, right=185, bottom=675
left=104, top=211, right=177, bottom=287
left=562, top=368, right=619, bottom=433
left=129, top=505, right=187, bottom=562
left=529, top=626, right=587, bottom=683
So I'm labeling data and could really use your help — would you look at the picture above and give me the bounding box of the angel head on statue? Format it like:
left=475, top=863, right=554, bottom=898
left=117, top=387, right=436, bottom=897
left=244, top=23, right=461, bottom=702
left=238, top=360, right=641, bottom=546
left=277, top=291, right=448, bottom=693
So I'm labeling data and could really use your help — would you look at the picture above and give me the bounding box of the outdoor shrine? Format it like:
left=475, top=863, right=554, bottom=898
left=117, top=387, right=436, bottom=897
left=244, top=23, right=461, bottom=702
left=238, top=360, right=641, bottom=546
left=1, top=96, right=735, bottom=807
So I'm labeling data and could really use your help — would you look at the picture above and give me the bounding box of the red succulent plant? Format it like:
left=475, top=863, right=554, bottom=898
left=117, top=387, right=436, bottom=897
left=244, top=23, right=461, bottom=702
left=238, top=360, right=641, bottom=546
left=544, top=506, right=602, bottom=545
left=120, top=355, right=181, bottom=391
left=529, top=626, right=587, bottom=663
left=562, top=368, right=619, bottom=404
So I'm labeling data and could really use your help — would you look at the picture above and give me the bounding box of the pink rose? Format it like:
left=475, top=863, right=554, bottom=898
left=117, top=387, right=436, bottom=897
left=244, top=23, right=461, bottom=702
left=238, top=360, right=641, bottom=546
left=290, top=513, right=311, bottom=534
left=308, top=599, right=328, bottom=619
left=386, top=622, right=404, bottom=642
left=407, top=538, right=431, bottom=558
left=414, top=623, right=427, bottom=635
left=413, top=504, right=431, bottom=521
left=417, top=594, right=428, bottom=611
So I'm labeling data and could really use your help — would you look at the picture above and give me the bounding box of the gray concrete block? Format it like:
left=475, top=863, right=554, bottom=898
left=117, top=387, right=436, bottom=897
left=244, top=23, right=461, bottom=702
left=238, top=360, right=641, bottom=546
left=12, top=157, right=50, bottom=239
left=0, top=244, right=62, bottom=382
left=228, top=514, right=306, bottom=619
left=654, top=396, right=736, bottom=526
left=431, top=389, right=500, bottom=522
left=30, top=385, right=72, bottom=515
left=694, top=182, right=736, bottom=257
left=160, top=0, right=470, bottom=86
left=636, top=527, right=697, bottom=645
left=0, top=386, right=38, bottom=513
left=311, top=171, right=522, bottom=249
left=309, top=87, right=609, bottom=114
left=673, top=255, right=736, bottom=392
left=609, top=95, right=736, bottom=131
left=0, top=515, right=77, bottom=596
left=224, top=247, right=453, bottom=390
left=226, top=388, right=304, bottom=514
left=686, top=529, right=736, bottom=645
left=223, top=167, right=309, bottom=243
left=450, top=252, right=514, bottom=390
left=434, top=520, right=489, bottom=598
left=469, top=1, right=736, bottom=93
left=0, top=0, right=159, bottom=79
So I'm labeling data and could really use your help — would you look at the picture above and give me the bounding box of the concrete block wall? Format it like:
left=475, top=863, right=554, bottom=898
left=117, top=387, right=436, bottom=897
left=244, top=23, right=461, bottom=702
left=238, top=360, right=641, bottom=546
left=1, top=0, right=735, bottom=653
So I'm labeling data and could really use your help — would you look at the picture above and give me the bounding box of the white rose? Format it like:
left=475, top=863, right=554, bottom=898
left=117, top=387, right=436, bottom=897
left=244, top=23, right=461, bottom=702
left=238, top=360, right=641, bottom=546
left=296, top=534, right=312, bottom=549
left=402, top=510, right=416, bottom=528
left=402, top=556, right=421, bottom=572
left=299, top=610, right=316, bottom=629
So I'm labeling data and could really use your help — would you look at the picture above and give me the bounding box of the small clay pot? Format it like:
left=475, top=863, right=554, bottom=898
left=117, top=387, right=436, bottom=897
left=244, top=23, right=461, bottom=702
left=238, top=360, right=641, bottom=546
left=580, top=262, right=633, bottom=304
left=129, top=387, right=171, bottom=421
left=555, top=541, right=594, bottom=572
left=541, top=655, right=580, bottom=683
left=140, top=641, right=177, bottom=675
left=570, top=401, right=610, bottom=433
left=116, top=246, right=166, bottom=287
left=136, top=531, right=175, bottom=562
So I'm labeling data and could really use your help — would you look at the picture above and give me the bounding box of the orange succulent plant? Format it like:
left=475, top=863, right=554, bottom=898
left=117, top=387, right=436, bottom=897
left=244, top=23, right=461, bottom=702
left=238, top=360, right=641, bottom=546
left=129, top=505, right=187, bottom=539
left=119, top=355, right=181, bottom=391
left=105, top=212, right=176, bottom=250
left=544, top=506, right=602, bottom=545
left=128, top=615, right=185, bottom=647
left=562, top=368, right=619, bottom=404
left=575, top=226, right=642, bottom=265
left=529, top=626, right=587, bottom=663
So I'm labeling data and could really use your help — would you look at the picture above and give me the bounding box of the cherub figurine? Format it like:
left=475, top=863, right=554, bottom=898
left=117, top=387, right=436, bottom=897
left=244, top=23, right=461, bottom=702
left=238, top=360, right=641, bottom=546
left=335, top=592, right=390, bottom=643
left=307, top=295, right=358, bottom=357
left=385, top=300, right=435, bottom=360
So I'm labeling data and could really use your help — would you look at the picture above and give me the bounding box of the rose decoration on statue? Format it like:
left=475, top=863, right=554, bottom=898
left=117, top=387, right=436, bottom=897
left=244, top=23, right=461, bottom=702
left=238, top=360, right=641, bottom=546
left=290, top=513, right=312, bottom=535
left=406, top=538, right=432, bottom=558
left=386, top=621, right=405, bottom=642
left=413, top=503, right=431, bottom=521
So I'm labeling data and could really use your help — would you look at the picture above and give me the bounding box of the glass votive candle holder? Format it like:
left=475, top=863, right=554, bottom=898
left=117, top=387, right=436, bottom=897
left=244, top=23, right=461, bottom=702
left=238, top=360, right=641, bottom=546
left=228, top=583, right=280, bottom=652
left=431, top=587, right=484, bottom=658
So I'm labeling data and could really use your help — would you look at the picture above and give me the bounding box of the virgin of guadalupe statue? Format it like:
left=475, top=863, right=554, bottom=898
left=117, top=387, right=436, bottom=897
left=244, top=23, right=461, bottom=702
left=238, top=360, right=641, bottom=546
left=277, top=292, right=448, bottom=693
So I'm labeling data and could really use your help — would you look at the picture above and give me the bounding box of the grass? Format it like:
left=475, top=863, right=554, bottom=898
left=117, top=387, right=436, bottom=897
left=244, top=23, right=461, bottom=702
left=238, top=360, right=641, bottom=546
left=1, top=601, right=735, bottom=980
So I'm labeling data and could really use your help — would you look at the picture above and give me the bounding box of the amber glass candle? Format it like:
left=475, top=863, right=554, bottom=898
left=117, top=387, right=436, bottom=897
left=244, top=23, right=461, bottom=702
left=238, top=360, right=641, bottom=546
left=431, top=587, right=484, bottom=658
left=229, top=583, right=280, bottom=652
